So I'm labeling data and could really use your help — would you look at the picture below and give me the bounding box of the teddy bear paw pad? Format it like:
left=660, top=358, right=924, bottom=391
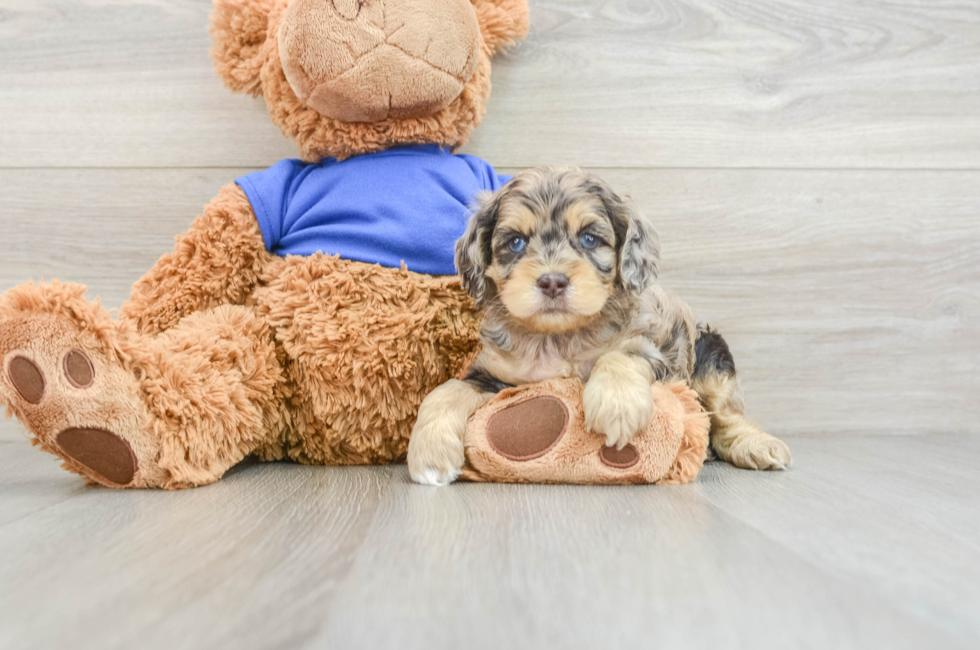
left=7, top=355, right=46, bottom=403
left=5, top=349, right=97, bottom=404
left=486, top=395, right=568, bottom=461
left=56, top=427, right=137, bottom=486
left=63, top=349, right=95, bottom=388
left=599, top=443, right=639, bottom=469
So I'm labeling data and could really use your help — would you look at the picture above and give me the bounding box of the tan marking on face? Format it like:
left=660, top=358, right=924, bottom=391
left=496, top=254, right=611, bottom=334
left=565, top=258, right=612, bottom=315
left=497, top=256, right=548, bottom=320
left=515, top=311, right=601, bottom=335
left=496, top=201, right=536, bottom=235
left=484, top=264, right=503, bottom=288
left=563, top=198, right=602, bottom=236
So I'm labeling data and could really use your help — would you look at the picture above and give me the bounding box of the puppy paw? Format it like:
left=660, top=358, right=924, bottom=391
left=726, top=434, right=792, bottom=471
left=407, top=419, right=465, bottom=487
left=583, top=373, right=653, bottom=450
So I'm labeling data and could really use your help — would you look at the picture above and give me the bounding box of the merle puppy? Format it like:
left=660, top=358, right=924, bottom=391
left=408, top=166, right=791, bottom=485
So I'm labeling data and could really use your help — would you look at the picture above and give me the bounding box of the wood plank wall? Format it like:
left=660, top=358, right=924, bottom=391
left=1, top=0, right=978, bottom=439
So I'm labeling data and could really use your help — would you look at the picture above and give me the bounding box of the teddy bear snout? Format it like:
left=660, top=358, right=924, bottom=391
left=278, top=0, right=483, bottom=123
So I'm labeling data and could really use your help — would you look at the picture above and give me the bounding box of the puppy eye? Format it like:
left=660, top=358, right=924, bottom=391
left=579, top=233, right=599, bottom=250
left=508, top=236, right=527, bottom=253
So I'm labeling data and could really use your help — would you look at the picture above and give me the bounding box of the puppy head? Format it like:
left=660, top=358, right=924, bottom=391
left=456, top=166, right=660, bottom=334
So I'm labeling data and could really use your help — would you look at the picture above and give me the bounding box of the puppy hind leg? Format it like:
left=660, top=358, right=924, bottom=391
left=691, top=327, right=792, bottom=471
left=408, top=379, right=493, bottom=486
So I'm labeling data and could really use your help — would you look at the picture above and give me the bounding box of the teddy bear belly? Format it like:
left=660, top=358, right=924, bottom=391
left=251, top=253, right=482, bottom=465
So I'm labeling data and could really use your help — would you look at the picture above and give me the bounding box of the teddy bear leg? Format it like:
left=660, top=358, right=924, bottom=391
left=0, top=282, right=288, bottom=489
left=135, top=304, right=290, bottom=488
left=0, top=281, right=154, bottom=487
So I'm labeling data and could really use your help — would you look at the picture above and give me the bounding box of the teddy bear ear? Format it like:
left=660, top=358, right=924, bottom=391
left=473, top=0, right=530, bottom=56
left=210, top=0, right=275, bottom=96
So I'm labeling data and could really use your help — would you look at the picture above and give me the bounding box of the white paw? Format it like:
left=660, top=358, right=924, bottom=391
left=411, top=465, right=462, bottom=487
left=583, top=372, right=653, bottom=450
left=407, top=422, right=465, bottom=487
left=728, top=435, right=792, bottom=470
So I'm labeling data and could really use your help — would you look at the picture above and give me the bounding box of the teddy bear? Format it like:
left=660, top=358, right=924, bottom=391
left=0, top=0, right=709, bottom=489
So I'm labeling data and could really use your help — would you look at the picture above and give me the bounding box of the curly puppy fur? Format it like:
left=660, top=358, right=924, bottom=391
left=409, top=166, right=792, bottom=485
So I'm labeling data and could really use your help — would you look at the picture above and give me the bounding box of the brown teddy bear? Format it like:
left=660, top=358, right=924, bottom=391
left=0, top=0, right=709, bottom=489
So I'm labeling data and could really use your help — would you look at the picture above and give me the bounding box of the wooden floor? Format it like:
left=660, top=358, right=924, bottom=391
left=0, top=433, right=977, bottom=649
left=1, top=0, right=979, bottom=647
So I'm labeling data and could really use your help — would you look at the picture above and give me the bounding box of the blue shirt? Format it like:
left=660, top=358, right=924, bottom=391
left=235, top=145, right=510, bottom=275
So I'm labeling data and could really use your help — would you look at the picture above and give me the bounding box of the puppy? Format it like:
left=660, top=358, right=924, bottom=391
left=408, top=166, right=792, bottom=486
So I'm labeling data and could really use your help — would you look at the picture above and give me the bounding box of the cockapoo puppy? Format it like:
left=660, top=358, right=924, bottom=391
left=408, top=166, right=792, bottom=485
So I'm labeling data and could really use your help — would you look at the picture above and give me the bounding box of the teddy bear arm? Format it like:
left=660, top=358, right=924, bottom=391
left=119, top=182, right=272, bottom=335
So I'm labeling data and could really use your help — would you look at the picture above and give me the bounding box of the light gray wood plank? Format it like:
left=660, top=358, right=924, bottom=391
left=1, top=433, right=978, bottom=649
left=1, top=167, right=977, bottom=438
left=0, top=0, right=295, bottom=169
left=312, top=464, right=967, bottom=650
left=697, top=435, right=980, bottom=641
left=0, top=460, right=394, bottom=650
left=466, top=0, right=980, bottom=169
left=0, top=439, right=88, bottom=526
left=1, top=0, right=979, bottom=169
left=605, top=168, right=980, bottom=437
left=0, top=168, right=239, bottom=308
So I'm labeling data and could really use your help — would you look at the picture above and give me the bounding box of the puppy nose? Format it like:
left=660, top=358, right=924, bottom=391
left=537, top=273, right=570, bottom=299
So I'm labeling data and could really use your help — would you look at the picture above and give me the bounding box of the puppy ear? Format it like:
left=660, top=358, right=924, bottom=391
left=590, top=177, right=660, bottom=293
left=456, top=191, right=502, bottom=306
left=618, top=202, right=661, bottom=293
left=210, top=0, right=275, bottom=96
left=473, top=0, right=531, bottom=56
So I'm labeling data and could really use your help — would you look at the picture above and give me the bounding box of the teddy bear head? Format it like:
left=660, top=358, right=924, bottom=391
left=211, top=0, right=529, bottom=161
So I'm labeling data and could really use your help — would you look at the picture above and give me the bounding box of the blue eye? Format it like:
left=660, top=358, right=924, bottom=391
left=508, top=237, right=527, bottom=253
left=579, top=233, right=599, bottom=250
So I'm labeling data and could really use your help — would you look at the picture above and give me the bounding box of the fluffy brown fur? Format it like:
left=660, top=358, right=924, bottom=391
left=408, top=166, right=791, bottom=486
left=253, top=255, right=481, bottom=466
left=0, top=263, right=480, bottom=488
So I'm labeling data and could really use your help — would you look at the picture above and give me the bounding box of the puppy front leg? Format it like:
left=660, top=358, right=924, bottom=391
left=408, top=379, right=493, bottom=486
left=584, top=350, right=657, bottom=450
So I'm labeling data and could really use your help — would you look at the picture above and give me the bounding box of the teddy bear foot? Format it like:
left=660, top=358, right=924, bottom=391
left=50, top=425, right=137, bottom=487
left=482, top=394, right=568, bottom=461
left=479, top=393, right=642, bottom=470
left=461, top=378, right=711, bottom=485
left=0, top=284, right=165, bottom=488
